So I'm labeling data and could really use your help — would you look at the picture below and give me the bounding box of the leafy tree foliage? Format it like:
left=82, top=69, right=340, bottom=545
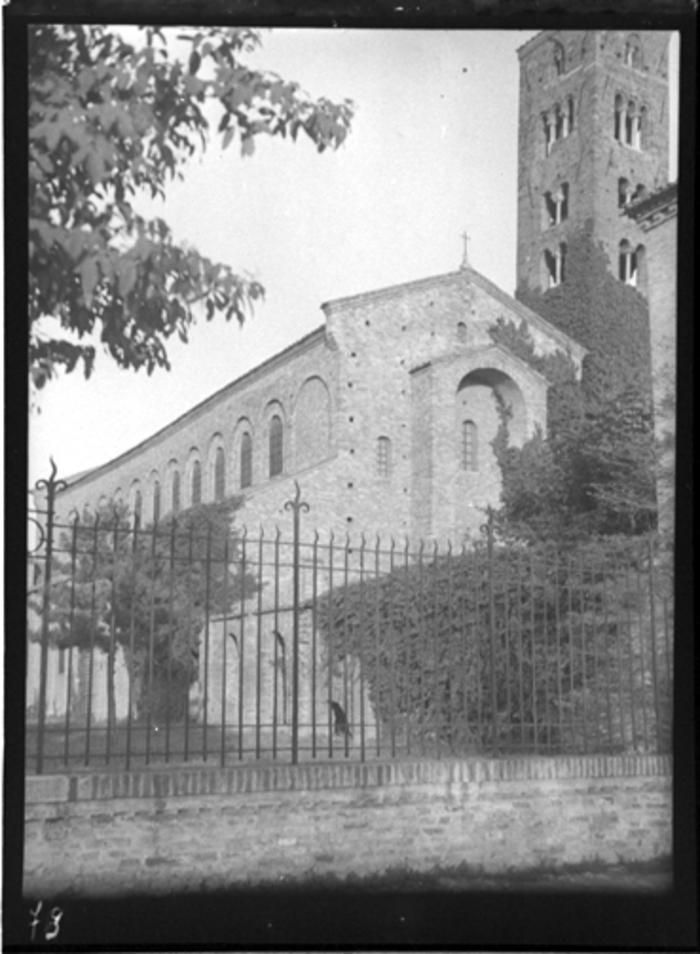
left=29, top=25, right=354, bottom=388
left=313, top=534, right=669, bottom=755
left=491, top=225, right=657, bottom=541
left=29, top=497, right=257, bottom=722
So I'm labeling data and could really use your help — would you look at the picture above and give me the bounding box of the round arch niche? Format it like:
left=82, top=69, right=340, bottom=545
left=456, top=368, right=527, bottom=446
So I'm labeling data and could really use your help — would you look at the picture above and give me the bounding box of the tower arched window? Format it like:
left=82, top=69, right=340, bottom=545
left=614, top=94, right=625, bottom=142
left=625, top=101, right=636, bottom=147
left=132, top=488, right=142, bottom=528
left=618, top=177, right=631, bottom=208
left=377, top=436, right=392, bottom=478
left=618, top=239, right=638, bottom=286
left=543, top=112, right=554, bottom=156
left=461, top=421, right=478, bottom=472
left=624, top=35, right=642, bottom=69
left=269, top=415, right=283, bottom=478
left=457, top=321, right=467, bottom=343
left=545, top=183, right=569, bottom=226
left=544, top=243, right=566, bottom=288
left=214, top=446, right=225, bottom=502
left=240, top=432, right=252, bottom=489
left=191, top=459, right=202, bottom=506
left=553, top=42, right=565, bottom=76
left=567, top=95, right=575, bottom=133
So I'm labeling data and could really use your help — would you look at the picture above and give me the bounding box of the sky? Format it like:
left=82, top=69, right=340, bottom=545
left=28, top=29, right=679, bottom=488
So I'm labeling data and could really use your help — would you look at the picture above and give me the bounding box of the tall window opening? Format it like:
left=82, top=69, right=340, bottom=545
left=614, top=94, right=625, bottom=142
left=191, top=460, right=202, bottom=506
left=214, top=446, right=225, bottom=501
left=58, top=649, right=66, bottom=675
left=553, top=42, right=565, bottom=76
left=134, top=490, right=142, bottom=528
left=269, top=415, right=283, bottom=478
left=625, top=35, right=642, bottom=69
left=457, top=321, right=467, bottom=343
left=618, top=177, right=631, bottom=208
left=544, top=183, right=569, bottom=226
left=567, top=96, right=575, bottom=133
left=461, top=421, right=478, bottom=472
left=153, top=479, right=161, bottom=523
left=377, top=437, right=392, bottom=478
left=618, top=239, right=638, bottom=286
left=172, top=470, right=181, bottom=514
left=240, top=433, right=252, bottom=488
left=544, top=243, right=566, bottom=288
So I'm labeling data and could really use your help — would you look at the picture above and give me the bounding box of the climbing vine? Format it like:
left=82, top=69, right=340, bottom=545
left=490, top=224, right=656, bottom=542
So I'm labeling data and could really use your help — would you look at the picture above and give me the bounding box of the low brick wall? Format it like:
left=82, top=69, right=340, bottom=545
left=24, top=755, right=672, bottom=897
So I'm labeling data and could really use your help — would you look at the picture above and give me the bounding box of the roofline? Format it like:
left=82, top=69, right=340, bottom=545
left=322, top=266, right=586, bottom=360
left=59, top=325, right=328, bottom=493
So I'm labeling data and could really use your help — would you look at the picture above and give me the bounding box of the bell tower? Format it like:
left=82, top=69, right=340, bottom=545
left=515, top=30, right=670, bottom=297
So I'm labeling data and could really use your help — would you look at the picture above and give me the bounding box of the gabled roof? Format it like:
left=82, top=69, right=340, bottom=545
left=322, top=265, right=587, bottom=362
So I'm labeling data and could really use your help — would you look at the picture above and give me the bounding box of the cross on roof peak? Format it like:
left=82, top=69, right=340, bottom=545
left=460, top=230, right=471, bottom=269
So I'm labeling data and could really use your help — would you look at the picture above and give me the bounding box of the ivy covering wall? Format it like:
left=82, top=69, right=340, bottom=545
left=490, top=223, right=656, bottom=542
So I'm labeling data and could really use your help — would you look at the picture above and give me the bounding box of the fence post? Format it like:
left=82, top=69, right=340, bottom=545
left=34, top=459, right=68, bottom=774
left=284, top=482, right=309, bottom=765
left=483, top=506, right=499, bottom=757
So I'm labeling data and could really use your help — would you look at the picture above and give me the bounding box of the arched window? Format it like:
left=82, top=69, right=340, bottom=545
left=553, top=42, right=565, bottom=76
left=152, top=479, right=161, bottom=523
left=614, top=94, right=625, bottom=142
left=269, top=415, right=283, bottom=478
left=191, top=459, right=202, bottom=505
left=618, top=239, right=638, bottom=286
left=625, top=35, right=642, bottom=69
left=543, top=112, right=554, bottom=156
left=377, top=437, right=392, bottom=478
left=618, top=177, right=631, bottom=208
left=457, top=322, right=467, bottom=343
left=567, top=95, right=575, bottom=133
left=461, top=421, right=478, bottom=472
left=214, top=446, right=225, bottom=501
left=544, top=183, right=569, bottom=226
left=171, top=469, right=181, bottom=514
left=134, top=490, right=142, bottom=527
left=240, top=432, right=252, bottom=489
left=625, top=100, right=636, bottom=147
left=544, top=243, right=566, bottom=288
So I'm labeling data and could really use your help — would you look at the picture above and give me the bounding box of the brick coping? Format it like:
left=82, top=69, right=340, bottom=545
left=26, top=754, right=672, bottom=805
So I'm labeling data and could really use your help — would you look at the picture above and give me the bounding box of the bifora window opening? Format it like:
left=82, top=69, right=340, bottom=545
left=543, top=97, right=574, bottom=155
left=544, top=243, right=567, bottom=288
left=240, top=433, right=252, bottom=489
left=461, top=420, right=478, bottom=472
left=214, top=446, right=225, bottom=502
left=269, top=415, right=284, bottom=478
left=191, top=459, right=202, bottom=505
left=377, top=436, right=392, bottom=477
left=624, top=35, right=642, bottom=69
left=615, top=95, right=645, bottom=149
left=544, top=183, right=569, bottom=226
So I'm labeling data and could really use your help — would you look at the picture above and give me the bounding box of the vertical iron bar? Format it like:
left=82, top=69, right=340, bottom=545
left=646, top=534, right=661, bottom=750
left=503, top=544, right=511, bottom=752
left=553, top=550, right=563, bottom=752
left=164, top=521, right=174, bottom=764
left=404, top=538, right=412, bottom=756
left=358, top=535, right=367, bottom=762
left=125, top=518, right=139, bottom=771
left=579, top=549, right=588, bottom=753
left=183, top=522, right=193, bottom=763
left=220, top=533, right=230, bottom=768
left=35, top=462, right=67, bottom=774
left=432, top=542, right=441, bottom=758
left=516, top=549, right=525, bottom=751
left=459, top=545, right=470, bottom=752
left=623, top=558, right=638, bottom=751
left=486, top=511, right=498, bottom=757
left=203, top=523, right=213, bottom=762
left=590, top=549, right=601, bottom=751
left=63, top=517, right=80, bottom=768
left=106, top=518, right=120, bottom=767
left=312, top=531, right=319, bottom=758
left=272, top=529, right=281, bottom=758
left=292, top=515, right=300, bottom=764
left=84, top=517, right=101, bottom=768
left=601, top=546, right=614, bottom=750
left=145, top=518, right=158, bottom=766
left=530, top=547, right=537, bottom=753
left=566, top=553, right=576, bottom=752
left=374, top=536, right=382, bottom=758
left=342, top=537, right=350, bottom=758
left=542, top=547, right=550, bottom=751
left=473, top=543, right=483, bottom=749
left=238, top=530, right=247, bottom=761
left=417, top=540, right=426, bottom=756
left=634, top=544, right=649, bottom=747
left=446, top=542, right=454, bottom=754
left=388, top=539, right=397, bottom=758
left=256, top=530, right=264, bottom=760
left=327, top=533, right=335, bottom=759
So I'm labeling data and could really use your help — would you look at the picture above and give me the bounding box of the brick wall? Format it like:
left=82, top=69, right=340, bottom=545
left=24, top=754, right=671, bottom=897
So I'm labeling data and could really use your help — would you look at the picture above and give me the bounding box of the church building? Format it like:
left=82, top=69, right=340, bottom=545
left=46, top=29, right=673, bottom=549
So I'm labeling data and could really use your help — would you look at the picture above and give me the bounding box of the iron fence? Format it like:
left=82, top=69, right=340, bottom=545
left=26, top=467, right=673, bottom=774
